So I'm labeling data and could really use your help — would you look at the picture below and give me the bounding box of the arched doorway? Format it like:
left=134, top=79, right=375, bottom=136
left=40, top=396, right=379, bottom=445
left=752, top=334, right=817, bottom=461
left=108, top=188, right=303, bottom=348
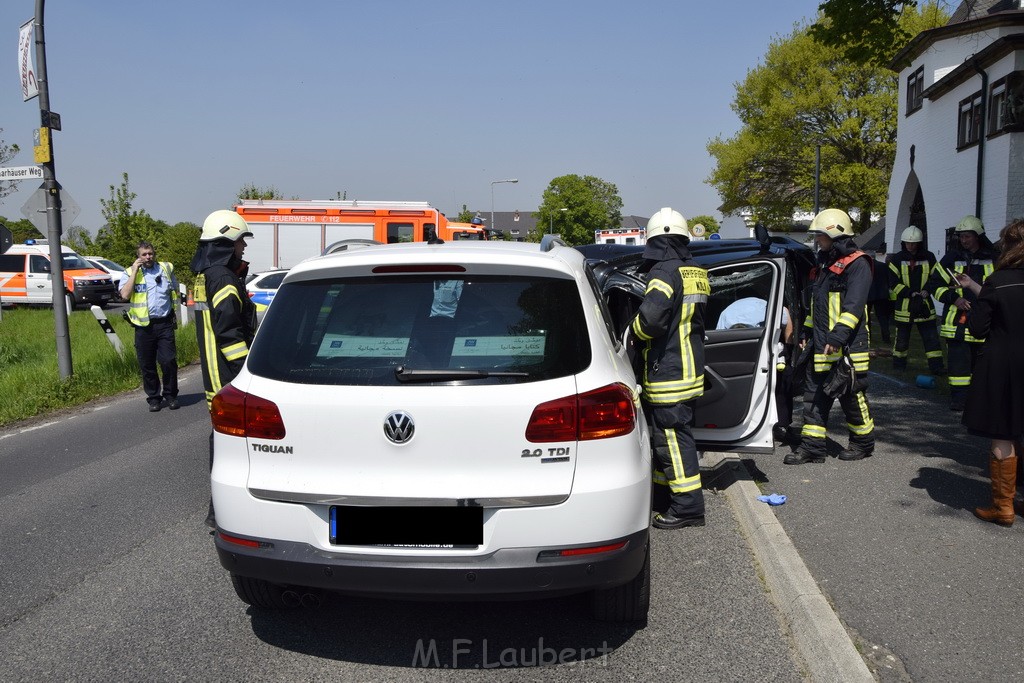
left=909, top=186, right=928, bottom=250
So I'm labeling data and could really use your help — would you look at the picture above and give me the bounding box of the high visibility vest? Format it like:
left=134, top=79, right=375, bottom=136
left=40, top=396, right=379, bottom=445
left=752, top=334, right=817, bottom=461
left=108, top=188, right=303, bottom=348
left=127, top=262, right=177, bottom=326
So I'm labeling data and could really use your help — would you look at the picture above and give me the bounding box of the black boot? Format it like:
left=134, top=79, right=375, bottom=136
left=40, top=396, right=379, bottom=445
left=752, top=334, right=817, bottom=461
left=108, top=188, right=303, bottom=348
left=784, top=448, right=825, bottom=465
left=652, top=511, right=705, bottom=529
left=838, top=447, right=873, bottom=461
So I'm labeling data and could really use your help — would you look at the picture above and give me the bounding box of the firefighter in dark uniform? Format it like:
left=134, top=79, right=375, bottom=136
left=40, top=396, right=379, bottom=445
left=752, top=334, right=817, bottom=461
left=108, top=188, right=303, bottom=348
left=630, top=208, right=710, bottom=529
left=190, top=209, right=257, bottom=527
left=785, top=209, right=875, bottom=465
left=888, top=226, right=945, bottom=374
left=190, top=210, right=257, bottom=409
left=925, top=215, right=998, bottom=411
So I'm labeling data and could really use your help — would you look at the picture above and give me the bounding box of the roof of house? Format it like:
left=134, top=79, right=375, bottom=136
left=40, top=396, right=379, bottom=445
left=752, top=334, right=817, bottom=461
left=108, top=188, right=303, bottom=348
left=948, top=0, right=1018, bottom=24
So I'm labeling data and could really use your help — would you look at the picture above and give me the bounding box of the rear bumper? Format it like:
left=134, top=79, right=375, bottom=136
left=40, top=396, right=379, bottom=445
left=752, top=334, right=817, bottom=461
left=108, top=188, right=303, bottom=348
left=215, top=528, right=649, bottom=599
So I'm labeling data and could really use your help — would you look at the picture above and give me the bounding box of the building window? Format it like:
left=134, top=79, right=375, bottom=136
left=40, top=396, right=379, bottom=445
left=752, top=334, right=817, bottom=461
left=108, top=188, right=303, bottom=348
left=906, top=66, right=924, bottom=115
left=957, top=91, right=983, bottom=149
left=989, top=71, right=1024, bottom=136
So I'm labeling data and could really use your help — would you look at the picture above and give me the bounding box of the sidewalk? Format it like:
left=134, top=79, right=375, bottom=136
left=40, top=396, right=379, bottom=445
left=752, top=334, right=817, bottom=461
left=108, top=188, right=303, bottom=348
left=736, top=368, right=1024, bottom=681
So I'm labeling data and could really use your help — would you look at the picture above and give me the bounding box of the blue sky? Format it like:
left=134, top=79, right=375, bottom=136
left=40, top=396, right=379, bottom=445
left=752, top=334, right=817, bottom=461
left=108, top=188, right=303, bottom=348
left=0, top=0, right=823, bottom=233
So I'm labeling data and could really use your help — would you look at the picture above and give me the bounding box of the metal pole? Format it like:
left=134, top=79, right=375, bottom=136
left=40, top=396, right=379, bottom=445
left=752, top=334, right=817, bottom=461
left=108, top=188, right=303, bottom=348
left=35, top=0, right=73, bottom=379
left=814, top=144, right=821, bottom=216
left=491, top=183, right=495, bottom=239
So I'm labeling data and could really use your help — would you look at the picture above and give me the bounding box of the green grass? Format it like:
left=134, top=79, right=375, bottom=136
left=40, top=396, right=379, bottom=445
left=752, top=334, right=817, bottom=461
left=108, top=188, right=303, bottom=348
left=0, top=307, right=199, bottom=426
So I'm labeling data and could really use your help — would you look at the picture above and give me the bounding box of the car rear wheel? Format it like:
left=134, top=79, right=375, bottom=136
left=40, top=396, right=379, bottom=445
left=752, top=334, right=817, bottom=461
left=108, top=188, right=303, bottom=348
left=590, top=542, right=650, bottom=623
left=230, top=573, right=311, bottom=609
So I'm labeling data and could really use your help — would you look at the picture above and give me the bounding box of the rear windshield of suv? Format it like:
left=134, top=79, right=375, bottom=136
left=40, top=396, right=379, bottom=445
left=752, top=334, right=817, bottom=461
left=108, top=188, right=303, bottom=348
left=247, top=274, right=591, bottom=386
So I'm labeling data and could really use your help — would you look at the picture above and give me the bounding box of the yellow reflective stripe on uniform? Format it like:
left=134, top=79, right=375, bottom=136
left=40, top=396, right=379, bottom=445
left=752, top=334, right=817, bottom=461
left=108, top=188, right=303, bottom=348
left=632, top=316, right=653, bottom=341
left=211, top=285, right=242, bottom=308
left=837, top=311, right=859, bottom=328
left=200, top=310, right=222, bottom=395
left=802, top=424, right=827, bottom=439
left=813, top=351, right=842, bottom=372
left=925, top=350, right=943, bottom=359
left=828, top=292, right=841, bottom=329
left=678, top=301, right=695, bottom=387
left=221, top=340, right=249, bottom=361
left=665, top=428, right=702, bottom=493
left=652, top=469, right=668, bottom=486
left=849, top=352, right=870, bottom=372
left=846, top=391, right=874, bottom=434
left=949, top=376, right=971, bottom=387
left=646, top=278, right=673, bottom=298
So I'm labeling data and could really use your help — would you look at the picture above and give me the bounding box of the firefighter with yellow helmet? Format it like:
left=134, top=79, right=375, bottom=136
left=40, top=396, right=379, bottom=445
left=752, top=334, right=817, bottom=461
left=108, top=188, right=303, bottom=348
left=191, top=209, right=257, bottom=528
left=785, top=209, right=875, bottom=465
left=630, top=208, right=710, bottom=528
left=925, top=215, right=998, bottom=411
left=887, top=226, right=945, bottom=374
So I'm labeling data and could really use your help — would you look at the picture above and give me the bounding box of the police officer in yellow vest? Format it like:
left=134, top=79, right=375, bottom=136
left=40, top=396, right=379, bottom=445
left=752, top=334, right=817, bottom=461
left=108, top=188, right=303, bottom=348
left=119, top=241, right=180, bottom=412
left=631, top=208, right=710, bottom=529
left=926, top=215, right=998, bottom=411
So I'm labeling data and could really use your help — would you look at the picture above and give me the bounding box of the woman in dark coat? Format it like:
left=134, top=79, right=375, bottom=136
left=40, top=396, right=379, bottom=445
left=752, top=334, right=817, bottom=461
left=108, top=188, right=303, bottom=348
left=956, top=218, right=1024, bottom=526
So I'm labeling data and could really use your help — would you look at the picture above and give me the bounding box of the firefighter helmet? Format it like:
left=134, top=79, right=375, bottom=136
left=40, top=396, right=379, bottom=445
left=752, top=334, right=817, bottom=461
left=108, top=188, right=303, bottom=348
left=645, top=207, right=690, bottom=240
left=808, top=208, right=855, bottom=239
left=900, top=226, right=924, bottom=243
left=201, top=210, right=254, bottom=242
left=954, top=215, right=984, bottom=234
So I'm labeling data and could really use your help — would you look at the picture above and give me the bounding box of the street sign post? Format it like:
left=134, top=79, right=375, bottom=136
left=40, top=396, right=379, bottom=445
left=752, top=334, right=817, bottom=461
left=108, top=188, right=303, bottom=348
left=0, top=165, right=43, bottom=181
left=20, top=184, right=80, bottom=234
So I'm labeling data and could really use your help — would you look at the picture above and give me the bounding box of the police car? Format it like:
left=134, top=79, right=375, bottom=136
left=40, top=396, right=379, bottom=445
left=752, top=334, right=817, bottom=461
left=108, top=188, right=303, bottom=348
left=244, top=268, right=288, bottom=322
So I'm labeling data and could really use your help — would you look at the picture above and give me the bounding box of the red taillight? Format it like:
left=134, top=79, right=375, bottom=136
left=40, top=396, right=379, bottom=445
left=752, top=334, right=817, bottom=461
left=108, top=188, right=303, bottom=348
left=538, top=540, right=628, bottom=559
left=578, top=383, right=636, bottom=440
left=218, top=532, right=264, bottom=549
left=525, top=383, right=636, bottom=443
left=211, top=385, right=286, bottom=440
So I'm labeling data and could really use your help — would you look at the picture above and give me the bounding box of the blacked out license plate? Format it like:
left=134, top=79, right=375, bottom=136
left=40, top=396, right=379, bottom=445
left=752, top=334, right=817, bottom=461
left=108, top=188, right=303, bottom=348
left=329, top=505, right=483, bottom=548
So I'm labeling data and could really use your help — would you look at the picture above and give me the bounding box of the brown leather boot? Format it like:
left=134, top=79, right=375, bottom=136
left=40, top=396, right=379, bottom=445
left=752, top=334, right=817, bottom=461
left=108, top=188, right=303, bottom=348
left=974, top=455, right=1017, bottom=526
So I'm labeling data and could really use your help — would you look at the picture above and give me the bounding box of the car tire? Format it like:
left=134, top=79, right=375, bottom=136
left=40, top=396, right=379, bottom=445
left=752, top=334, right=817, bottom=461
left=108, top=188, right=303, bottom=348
left=230, top=573, right=298, bottom=609
left=590, top=542, right=650, bottom=623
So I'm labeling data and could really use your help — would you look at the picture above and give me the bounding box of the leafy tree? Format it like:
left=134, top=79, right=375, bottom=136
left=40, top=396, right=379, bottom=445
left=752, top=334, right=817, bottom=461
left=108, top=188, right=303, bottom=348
left=456, top=204, right=475, bottom=223
left=62, top=225, right=96, bottom=254
left=0, top=129, right=22, bottom=201
left=535, top=175, right=623, bottom=246
left=0, top=216, right=43, bottom=244
left=161, top=221, right=202, bottom=288
left=810, top=1, right=951, bottom=67
left=236, top=183, right=281, bottom=204
left=95, top=172, right=159, bottom=267
left=687, top=214, right=721, bottom=236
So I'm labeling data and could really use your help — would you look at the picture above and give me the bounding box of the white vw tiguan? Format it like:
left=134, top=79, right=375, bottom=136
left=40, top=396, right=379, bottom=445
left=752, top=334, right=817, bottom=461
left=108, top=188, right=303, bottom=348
left=212, top=238, right=653, bottom=621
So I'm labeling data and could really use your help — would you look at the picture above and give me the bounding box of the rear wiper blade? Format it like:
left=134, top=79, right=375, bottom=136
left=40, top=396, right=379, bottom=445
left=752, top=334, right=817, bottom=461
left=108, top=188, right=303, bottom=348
left=394, top=366, right=529, bottom=383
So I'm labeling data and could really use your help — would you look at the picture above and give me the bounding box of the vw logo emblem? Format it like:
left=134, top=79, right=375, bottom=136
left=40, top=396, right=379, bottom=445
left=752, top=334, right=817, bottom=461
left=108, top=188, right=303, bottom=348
left=384, top=411, right=415, bottom=444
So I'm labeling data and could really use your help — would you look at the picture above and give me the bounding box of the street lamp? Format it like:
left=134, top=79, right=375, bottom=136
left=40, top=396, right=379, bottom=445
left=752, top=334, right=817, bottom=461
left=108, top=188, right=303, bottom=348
left=490, top=179, right=518, bottom=237
left=549, top=207, right=568, bottom=234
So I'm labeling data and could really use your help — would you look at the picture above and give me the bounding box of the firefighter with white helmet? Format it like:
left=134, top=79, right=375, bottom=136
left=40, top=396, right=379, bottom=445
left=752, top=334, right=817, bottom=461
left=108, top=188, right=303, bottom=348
left=887, top=226, right=945, bottom=374
left=191, top=209, right=257, bottom=528
left=925, top=215, right=998, bottom=411
left=630, top=207, right=710, bottom=528
left=786, top=208, right=875, bottom=465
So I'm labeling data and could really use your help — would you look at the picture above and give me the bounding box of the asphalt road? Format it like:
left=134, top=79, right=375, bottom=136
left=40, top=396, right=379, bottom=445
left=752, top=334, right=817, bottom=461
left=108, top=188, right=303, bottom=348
left=758, top=368, right=1024, bottom=682
left=0, top=365, right=804, bottom=681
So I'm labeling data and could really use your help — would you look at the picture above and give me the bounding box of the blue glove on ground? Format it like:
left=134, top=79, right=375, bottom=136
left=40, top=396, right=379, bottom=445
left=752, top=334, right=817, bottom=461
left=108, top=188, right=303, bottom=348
left=757, top=493, right=787, bottom=506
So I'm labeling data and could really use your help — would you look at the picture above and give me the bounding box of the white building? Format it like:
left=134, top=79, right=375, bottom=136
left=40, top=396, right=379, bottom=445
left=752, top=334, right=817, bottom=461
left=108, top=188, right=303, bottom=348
left=886, top=0, right=1024, bottom=260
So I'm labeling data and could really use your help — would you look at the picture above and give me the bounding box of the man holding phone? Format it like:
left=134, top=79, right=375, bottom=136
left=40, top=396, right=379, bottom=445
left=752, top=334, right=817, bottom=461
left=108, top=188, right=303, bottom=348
left=120, top=241, right=179, bottom=412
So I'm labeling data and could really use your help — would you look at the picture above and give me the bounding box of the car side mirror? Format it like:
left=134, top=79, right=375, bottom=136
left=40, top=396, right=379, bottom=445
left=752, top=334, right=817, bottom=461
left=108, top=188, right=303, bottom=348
left=754, top=222, right=771, bottom=251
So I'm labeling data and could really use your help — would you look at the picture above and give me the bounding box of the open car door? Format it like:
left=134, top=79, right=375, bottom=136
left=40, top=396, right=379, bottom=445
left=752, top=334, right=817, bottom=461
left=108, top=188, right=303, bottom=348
left=592, top=253, right=787, bottom=454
